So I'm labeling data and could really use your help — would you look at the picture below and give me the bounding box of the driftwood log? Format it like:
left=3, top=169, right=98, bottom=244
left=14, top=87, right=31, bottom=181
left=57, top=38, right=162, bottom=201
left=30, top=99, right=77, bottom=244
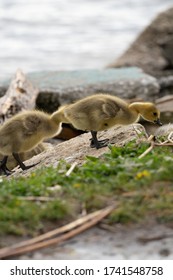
left=0, top=69, right=39, bottom=124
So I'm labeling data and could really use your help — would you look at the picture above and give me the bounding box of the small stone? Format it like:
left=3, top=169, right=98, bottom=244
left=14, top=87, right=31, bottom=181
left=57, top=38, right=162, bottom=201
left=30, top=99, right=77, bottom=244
left=159, top=248, right=170, bottom=257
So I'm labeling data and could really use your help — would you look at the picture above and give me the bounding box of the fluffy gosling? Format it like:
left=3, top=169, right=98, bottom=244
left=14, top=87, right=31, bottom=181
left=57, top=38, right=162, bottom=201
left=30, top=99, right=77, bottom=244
left=0, top=110, right=62, bottom=175
left=57, top=94, right=162, bottom=149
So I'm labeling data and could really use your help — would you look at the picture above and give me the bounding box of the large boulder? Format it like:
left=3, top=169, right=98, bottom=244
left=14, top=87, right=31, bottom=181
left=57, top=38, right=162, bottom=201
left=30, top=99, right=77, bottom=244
left=109, top=7, right=173, bottom=78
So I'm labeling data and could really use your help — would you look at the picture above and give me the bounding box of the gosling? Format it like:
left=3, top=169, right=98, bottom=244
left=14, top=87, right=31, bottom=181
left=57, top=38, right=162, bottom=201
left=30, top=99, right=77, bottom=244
left=0, top=110, right=62, bottom=175
left=57, top=94, right=162, bottom=149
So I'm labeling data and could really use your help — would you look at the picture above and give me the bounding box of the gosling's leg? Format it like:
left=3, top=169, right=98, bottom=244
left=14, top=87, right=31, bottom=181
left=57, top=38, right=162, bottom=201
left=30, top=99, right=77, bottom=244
left=0, top=156, right=13, bottom=176
left=12, top=153, right=39, bottom=171
left=90, top=131, right=108, bottom=149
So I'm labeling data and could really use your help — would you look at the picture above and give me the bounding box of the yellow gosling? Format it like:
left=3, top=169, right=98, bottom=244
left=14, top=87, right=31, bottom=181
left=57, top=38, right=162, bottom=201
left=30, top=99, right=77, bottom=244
left=56, top=94, right=162, bottom=149
left=0, top=110, right=62, bottom=175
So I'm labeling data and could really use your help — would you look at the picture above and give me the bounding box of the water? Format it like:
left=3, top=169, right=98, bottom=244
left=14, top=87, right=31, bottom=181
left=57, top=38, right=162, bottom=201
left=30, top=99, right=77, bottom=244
left=0, top=0, right=172, bottom=79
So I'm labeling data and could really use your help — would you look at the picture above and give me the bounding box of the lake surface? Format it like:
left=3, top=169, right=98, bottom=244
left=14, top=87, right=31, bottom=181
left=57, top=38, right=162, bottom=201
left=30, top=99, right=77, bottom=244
left=0, top=0, right=172, bottom=79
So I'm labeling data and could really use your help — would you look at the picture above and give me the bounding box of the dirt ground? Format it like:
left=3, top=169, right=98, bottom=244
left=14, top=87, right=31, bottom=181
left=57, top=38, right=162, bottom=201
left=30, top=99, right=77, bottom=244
left=0, top=221, right=168, bottom=260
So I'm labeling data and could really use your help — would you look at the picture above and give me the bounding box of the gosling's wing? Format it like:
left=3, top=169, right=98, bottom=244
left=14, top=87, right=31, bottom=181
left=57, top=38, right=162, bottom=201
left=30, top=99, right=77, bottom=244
left=69, top=98, right=120, bottom=119
left=22, top=115, right=41, bottom=135
left=101, top=100, right=120, bottom=119
left=63, top=97, right=121, bottom=131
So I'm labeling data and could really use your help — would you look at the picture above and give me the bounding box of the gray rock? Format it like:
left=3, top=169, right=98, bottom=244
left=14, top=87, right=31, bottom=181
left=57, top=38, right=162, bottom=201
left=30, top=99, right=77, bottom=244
left=109, top=7, right=173, bottom=78
left=0, top=68, right=159, bottom=112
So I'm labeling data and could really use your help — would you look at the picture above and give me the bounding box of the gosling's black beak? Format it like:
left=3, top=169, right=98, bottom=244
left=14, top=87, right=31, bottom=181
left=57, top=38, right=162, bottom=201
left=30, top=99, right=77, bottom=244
left=154, top=118, right=162, bottom=126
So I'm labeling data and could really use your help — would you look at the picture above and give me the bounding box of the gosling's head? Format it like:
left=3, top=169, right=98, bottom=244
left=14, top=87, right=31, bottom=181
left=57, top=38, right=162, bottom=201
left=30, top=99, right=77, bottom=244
left=139, top=102, right=162, bottom=125
left=129, top=102, right=162, bottom=125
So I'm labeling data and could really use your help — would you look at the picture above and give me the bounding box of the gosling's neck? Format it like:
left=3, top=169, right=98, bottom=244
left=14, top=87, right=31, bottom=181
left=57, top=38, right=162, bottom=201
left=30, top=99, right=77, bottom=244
left=128, top=102, right=148, bottom=116
left=50, top=105, right=69, bottom=124
left=124, top=102, right=143, bottom=123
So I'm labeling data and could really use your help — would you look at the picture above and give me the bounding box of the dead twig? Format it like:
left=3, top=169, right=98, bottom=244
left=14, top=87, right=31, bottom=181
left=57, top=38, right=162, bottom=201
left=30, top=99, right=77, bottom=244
left=138, top=233, right=173, bottom=244
left=138, top=141, right=155, bottom=159
left=0, top=205, right=115, bottom=259
left=133, top=124, right=148, bottom=139
left=65, top=162, right=78, bottom=177
left=99, top=223, right=117, bottom=233
left=138, top=134, right=173, bottom=159
left=18, top=196, right=55, bottom=202
left=81, top=202, right=87, bottom=216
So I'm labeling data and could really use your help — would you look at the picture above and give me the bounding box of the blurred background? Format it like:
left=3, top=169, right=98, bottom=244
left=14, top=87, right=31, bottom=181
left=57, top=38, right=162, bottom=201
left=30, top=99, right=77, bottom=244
left=0, top=0, right=172, bottom=79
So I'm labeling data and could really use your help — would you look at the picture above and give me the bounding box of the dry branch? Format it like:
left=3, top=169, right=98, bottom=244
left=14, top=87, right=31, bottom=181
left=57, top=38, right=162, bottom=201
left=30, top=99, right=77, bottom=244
left=0, top=205, right=115, bottom=259
left=138, top=141, right=155, bottom=159
left=65, top=162, right=78, bottom=177
left=18, top=196, right=55, bottom=202
left=138, top=134, right=173, bottom=159
left=138, top=233, right=173, bottom=244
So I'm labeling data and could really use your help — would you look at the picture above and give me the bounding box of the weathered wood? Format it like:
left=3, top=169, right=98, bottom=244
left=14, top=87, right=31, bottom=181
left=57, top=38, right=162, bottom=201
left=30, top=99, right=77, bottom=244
left=0, top=205, right=115, bottom=259
left=0, top=69, right=39, bottom=124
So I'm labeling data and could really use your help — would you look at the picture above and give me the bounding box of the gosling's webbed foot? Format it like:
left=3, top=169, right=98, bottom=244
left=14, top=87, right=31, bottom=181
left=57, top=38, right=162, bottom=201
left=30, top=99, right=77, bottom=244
left=12, top=153, right=40, bottom=171
left=0, top=156, right=13, bottom=176
left=0, top=166, right=13, bottom=176
left=90, top=138, right=109, bottom=149
left=90, top=130, right=109, bottom=149
left=21, top=162, right=40, bottom=170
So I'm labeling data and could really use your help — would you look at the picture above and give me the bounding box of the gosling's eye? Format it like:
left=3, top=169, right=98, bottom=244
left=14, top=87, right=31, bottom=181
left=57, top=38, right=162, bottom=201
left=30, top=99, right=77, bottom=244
left=153, top=112, right=157, bottom=116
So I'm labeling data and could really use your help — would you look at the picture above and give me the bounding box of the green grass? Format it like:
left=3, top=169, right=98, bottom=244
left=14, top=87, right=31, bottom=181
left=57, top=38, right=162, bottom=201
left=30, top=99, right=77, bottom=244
left=0, top=140, right=173, bottom=236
